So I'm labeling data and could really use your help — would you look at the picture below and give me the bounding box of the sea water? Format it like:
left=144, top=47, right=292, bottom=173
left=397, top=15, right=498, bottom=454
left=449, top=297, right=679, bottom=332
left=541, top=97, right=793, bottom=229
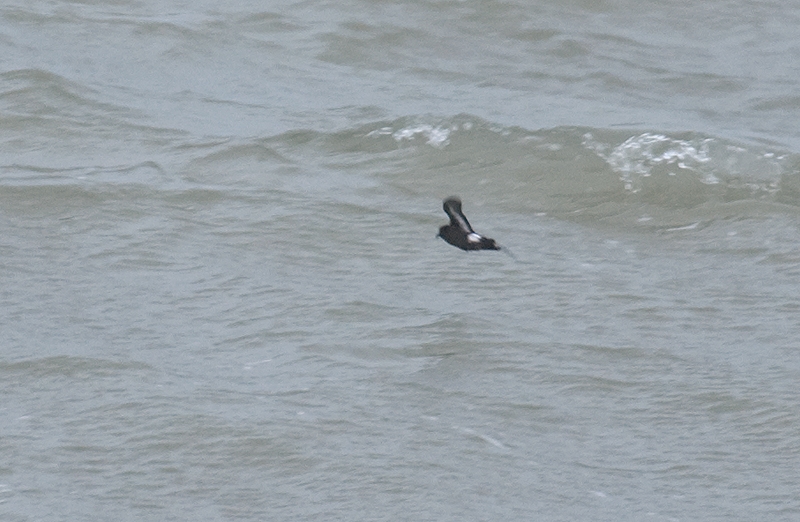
left=2, top=1, right=799, bottom=520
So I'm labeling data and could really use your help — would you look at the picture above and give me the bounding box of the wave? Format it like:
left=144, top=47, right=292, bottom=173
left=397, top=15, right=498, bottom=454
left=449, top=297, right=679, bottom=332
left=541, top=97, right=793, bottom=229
left=0, top=68, right=136, bottom=125
left=298, top=115, right=800, bottom=217
left=4, top=110, right=799, bottom=226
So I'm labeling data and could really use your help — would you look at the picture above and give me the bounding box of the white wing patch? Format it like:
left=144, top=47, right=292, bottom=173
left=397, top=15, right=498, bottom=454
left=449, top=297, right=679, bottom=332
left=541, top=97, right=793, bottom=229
left=467, top=233, right=482, bottom=243
left=451, top=210, right=473, bottom=233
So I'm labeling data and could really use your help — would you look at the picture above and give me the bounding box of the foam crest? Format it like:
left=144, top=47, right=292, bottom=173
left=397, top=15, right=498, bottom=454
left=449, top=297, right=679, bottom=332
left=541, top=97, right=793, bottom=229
left=585, top=132, right=717, bottom=192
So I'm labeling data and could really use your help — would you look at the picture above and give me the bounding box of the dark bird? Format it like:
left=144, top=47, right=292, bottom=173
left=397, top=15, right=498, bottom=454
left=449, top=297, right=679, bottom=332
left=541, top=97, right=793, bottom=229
left=437, top=197, right=500, bottom=251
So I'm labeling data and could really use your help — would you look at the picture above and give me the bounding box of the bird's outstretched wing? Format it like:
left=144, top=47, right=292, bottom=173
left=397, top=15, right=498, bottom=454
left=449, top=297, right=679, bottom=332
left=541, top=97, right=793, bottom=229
left=443, top=197, right=474, bottom=234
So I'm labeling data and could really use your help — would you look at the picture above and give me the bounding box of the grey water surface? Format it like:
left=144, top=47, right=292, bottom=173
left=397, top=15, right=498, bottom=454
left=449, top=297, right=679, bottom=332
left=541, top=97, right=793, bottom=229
left=2, top=1, right=800, bottom=521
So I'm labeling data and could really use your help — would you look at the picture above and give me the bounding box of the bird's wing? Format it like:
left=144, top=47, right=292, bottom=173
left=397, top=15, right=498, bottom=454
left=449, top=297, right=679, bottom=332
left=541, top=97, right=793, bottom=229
left=443, top=198, right=474, bottom=233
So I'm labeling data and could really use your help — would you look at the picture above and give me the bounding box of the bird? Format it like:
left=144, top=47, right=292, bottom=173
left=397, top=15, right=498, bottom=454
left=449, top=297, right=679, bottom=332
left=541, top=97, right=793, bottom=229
left=437, top=197, right=500, bottom=251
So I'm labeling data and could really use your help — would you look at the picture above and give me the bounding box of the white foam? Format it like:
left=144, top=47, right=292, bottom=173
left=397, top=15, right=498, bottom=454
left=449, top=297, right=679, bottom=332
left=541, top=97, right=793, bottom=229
left=391, top=124, right=451, bottom=148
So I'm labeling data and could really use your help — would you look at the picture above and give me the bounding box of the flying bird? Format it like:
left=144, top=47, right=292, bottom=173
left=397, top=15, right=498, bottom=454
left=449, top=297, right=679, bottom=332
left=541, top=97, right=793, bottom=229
left=437, top=197, right=500, bottom=251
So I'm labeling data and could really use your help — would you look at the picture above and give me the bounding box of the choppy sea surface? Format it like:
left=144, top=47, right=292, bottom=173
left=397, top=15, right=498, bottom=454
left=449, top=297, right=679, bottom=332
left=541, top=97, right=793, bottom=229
left=2, top=1, right=800, bottom=520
